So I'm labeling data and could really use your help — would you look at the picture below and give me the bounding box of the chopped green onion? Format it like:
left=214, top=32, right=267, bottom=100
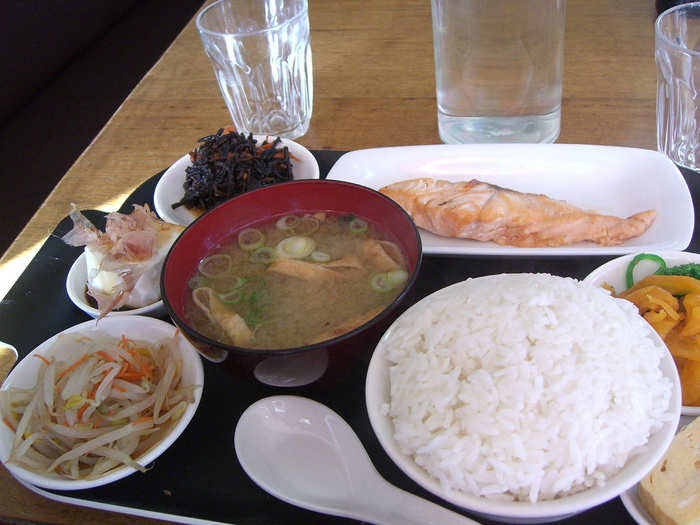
left=370, top=273, right=393, bottom=292
left=276, top=215, right=300, bottom=230
left=250, top=247, right=276, bottom=264
left=245, top=287, right=269, bottom=326
left=311, top=251, right=331, bottom=263
left=212, top=275, right=246, bottom=293
left=297, top=216, right=320, bottom=235
left=625, top=253, right=667, bottom=288
left=198, top=254, right=232, bottom=278
left=218, top=289, right=243, bottom=304
left=386, top=269, right=409, bottom=287
left=188, top=274, right=205, bottom=290
left=276, top=236, right=316, bottom=259
left=238, top=228, right=265, bottom=251
left=349, top=218, right=368, bottom=234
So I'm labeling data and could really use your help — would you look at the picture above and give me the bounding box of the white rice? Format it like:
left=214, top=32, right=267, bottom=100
left=382, top=273, right=673, bottom=503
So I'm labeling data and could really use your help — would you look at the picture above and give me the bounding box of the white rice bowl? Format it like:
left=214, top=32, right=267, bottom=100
left=365, top=273, right=681, bottom=523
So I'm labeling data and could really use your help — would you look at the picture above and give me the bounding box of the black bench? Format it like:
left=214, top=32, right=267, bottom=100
left=0, top=0, right=204, bottom=255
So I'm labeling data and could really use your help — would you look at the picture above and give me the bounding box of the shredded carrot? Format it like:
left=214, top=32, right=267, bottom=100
left=96, top=350, right=116, bottom=362
left=2, top=417, right=16, bottom=432
left=118, top=335, right=129, bottom=349
left=33, top=354, right=50, bottom=366
left=116, top=371, right=146, bottom=382
left=123, top=349, right=154, bottom=379
left=126, top=348, right=143, bottom=363
left=89, top=382, right=99, bottom=400
left=57, top=354, right=89, bottom=381
left=112, top=384, right=127, bottom=393
left=134, top=416, right=151, bottom=425
left=92, top=416, right=103, bottom=428
left=77, top=401, right=90, bottom=421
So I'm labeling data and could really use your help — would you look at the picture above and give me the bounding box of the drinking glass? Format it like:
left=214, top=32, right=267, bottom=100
left=656, top=2, right=700, bottom=170
left=196, top=0, right=313, bottom=139
left=431, top=0, right=565, bottom=144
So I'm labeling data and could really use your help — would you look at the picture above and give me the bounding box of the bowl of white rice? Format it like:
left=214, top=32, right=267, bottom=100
left=365, top=273, right=681, bottom=523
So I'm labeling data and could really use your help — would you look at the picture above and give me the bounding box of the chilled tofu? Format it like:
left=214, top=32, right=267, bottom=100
left=84, top=225, right=181, bottom=308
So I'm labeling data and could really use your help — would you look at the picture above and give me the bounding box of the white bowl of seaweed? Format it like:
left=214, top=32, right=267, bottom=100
left=153, top=129, right=320, bottom=227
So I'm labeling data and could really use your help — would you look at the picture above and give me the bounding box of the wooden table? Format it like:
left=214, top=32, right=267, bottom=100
left=0, top=1, right=661, bottom=523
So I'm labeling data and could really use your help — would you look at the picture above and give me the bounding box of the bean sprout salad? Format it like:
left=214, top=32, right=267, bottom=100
left=0, top=332, right=198, bottom=480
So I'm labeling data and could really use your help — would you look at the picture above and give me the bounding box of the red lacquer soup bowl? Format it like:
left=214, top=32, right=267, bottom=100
left=160, top=180, right=422, bottom=381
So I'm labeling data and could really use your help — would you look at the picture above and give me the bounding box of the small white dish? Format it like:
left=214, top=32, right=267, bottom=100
left=326, top=143, right=693, bottom=256
left=66, top=253, right=166, bottom=318
left=618, top=415, right=694, bottom=525
left=153, top=136, right=320, bottom=226
left=365, top=275, right=682, bottom=523
left=583, top=251, right=700, bottom=416
left=0, top=315, right=204, bottom=491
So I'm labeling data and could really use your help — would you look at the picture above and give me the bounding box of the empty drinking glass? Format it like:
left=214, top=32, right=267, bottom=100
left=656, top=2, right=700, bottom=169
left=196, top=0, right=313, bottom=139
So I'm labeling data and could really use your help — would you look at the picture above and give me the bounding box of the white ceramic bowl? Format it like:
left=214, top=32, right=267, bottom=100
left=66, top=253, right=166, bottom=318
left=0, top=316, right=204, bottom=490
left=365, top=275, right=682, bottom=524
left=583, top=250, right=700, bottom=416
left=153, top=135, right=320, bottom=226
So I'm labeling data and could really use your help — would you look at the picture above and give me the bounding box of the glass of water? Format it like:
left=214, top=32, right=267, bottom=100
left=431, top=0, right=565, bottom=144
left=656, top=2, right=700, bottom=170
left=196, top=0, right=313, bottom=139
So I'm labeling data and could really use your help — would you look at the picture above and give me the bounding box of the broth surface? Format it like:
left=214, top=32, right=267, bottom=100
left=184, top=212, right=408, bottom=349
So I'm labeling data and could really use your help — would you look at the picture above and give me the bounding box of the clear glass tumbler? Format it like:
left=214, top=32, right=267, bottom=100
left=431, top=0, right=565, bottom=144
left=196, top=0, right=313, bottom=139
left=656, top=2, right=700, bottom=170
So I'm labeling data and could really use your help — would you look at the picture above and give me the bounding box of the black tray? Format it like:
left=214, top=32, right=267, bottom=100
left=1, top=150, right=697, bottom=525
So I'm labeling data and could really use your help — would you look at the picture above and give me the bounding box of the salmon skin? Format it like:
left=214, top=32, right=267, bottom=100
left=379, top=178, right=656, bottom=247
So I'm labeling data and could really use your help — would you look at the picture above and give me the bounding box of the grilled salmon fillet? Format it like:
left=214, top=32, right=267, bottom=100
left=379, top=178, right=656, bottom=247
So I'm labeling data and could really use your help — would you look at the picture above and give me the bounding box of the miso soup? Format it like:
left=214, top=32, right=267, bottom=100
left=184, top=212, right=409, bottom=349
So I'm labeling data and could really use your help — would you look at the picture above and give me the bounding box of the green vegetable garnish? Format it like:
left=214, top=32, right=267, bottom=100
left=661, top=263, right=700, bottom=280
left=625, top=254, right=667, bottom=288
left=349, top=218, right=368, bottom=234
left=238, top=228, right=265, bottom=251
left=625, top=253, right=700, bottom=288
left=250, top=246, right=276, bottom=264
left=198, top=254, right=232, bottom=278
left=218, top=289, right=243, bottom=304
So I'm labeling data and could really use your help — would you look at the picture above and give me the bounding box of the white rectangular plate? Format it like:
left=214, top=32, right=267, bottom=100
left=326, top=144, right=694, bottom=256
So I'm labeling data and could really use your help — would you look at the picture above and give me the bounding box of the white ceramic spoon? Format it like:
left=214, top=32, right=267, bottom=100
left=234, top=395, right=479, bottom=525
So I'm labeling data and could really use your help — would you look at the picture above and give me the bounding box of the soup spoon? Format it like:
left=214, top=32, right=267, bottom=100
left=234, top=395, right=479, bottom=525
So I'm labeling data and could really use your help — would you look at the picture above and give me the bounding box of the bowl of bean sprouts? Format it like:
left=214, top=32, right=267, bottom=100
left=0, top=316, right=203, bottom=490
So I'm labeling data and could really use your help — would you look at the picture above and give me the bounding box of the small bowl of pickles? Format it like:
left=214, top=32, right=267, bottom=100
left=584, top=250, right=700, bottom=416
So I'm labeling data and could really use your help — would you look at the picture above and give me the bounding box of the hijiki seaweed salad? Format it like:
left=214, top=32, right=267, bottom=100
left=171, top=127, right=295, bottom=212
